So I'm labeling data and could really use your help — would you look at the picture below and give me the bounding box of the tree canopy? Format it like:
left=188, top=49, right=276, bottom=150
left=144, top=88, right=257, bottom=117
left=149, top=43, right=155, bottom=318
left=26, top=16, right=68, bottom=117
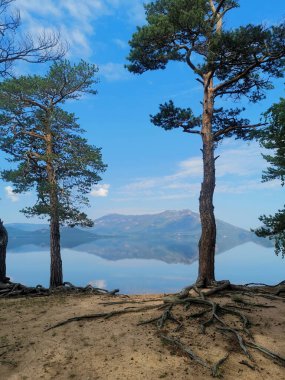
left=254, top=99, right=285, bottom=257
left=0, top=60, right=105, bottom=227
left=127, top=0, right=285, bottom=286
left=0, top=60, right=106, bottom=287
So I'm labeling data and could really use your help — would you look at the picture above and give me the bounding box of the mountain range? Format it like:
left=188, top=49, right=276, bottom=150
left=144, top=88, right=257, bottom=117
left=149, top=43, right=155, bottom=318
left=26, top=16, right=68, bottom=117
left=6, top=210, right=271, bottom=264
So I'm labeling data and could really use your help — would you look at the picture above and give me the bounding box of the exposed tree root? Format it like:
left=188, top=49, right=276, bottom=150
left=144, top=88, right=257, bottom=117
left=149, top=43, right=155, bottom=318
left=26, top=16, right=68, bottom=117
left=0, top=281, right=119, bottom=298
left=44, top=280, right=285, bottom=377
left=159, top=334, right=212, bottom=372
left=0, top=282, right=50, bottom=298
left=159, top=334, right=230, bottom=377
left=0, top=359, right=16, bottom=367
left=245, top=341, right=285, bottom=366
left=45, top=304, right=164, bottom=331
left=239, top=360, right=255, bottom=370
left=99, top=298, right=162, bottom=306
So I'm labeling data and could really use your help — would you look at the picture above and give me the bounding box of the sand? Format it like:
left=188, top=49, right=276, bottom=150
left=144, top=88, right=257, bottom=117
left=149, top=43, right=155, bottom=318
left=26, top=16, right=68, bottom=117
left=0, top=292, right=284, bottom=380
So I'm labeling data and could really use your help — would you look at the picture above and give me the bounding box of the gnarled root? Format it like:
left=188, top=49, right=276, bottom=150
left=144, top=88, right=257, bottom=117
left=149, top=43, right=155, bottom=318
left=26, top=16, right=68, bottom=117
left=44, top=280, right=285, bottom=376
left=0, top=281, right=119, bottom=298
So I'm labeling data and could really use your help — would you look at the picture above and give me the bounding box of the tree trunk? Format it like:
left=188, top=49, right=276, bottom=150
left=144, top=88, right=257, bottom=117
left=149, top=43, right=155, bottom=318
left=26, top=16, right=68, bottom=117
left=49, top=206, right=62, bottom=288
left=196, top=77, right=216, bottom=287
left=48, top=177, right=63, bottom=288
left=0, top=220, right=8, bottom=283
left=46, top=120, right=63, bottom=288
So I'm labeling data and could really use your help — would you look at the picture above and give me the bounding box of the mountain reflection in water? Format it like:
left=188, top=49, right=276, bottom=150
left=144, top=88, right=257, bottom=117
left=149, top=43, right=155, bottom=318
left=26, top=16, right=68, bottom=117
left=7, top=242, right=284, bottom=294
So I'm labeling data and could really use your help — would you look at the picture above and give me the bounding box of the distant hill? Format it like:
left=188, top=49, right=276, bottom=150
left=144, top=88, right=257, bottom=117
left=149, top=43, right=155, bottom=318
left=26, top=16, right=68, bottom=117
left=91, top=210, right=271, bottom=249
left=6, top=225, right=98, bottom=250
left=5, top=210, right=272, bottom=263
left=7, top=223, right=49, bottom=232
left=92, top=210, right=201, bottom=235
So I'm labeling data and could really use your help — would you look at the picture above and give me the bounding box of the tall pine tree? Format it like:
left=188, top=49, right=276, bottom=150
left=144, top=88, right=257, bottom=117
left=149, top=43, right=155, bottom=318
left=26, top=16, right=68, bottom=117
left=0, top=60, right=106, bottom=287
left=127, top=0, right=285, bottom=286
left=0, top=0, right=65, bottom=283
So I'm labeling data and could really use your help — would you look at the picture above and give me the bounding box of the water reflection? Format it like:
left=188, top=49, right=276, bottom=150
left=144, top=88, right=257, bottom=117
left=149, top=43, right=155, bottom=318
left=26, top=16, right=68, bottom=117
left=6, top=242, right=284, bottom=294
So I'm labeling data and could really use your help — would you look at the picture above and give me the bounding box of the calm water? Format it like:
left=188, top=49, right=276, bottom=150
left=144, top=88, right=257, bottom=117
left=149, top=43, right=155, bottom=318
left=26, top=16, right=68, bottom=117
left=6, top=242, right=284, bottom=294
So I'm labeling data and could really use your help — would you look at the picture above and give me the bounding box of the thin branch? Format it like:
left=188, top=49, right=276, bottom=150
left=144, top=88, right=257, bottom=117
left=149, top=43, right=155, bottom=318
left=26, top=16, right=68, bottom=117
left=196, top=77, right=204, bottom=85
left=19, top=96, right=48, bottom=112
left=183, top=129, right=202, bottom=135
left=20, top=130, right=47, bottom=141
left=52, top=77, right=92, bottom=106
left=185, top=49, right=204, bottom=78
left=214, top=0, right=227, bottom=17
left=210, top=0, right=226, bottom=33
left=214, top=53, right=285, bottom=94
left=26, top=150, right=44, bottom=160
left=209, top=0, right=216, bottom=13
left=213, top=123, right=266, bottom=140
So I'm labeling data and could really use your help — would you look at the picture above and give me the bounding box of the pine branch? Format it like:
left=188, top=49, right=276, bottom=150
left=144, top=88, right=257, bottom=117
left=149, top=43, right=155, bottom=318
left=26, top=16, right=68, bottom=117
left=213, top=122, right=265, bottom=140
left=214, top=52, right=285, bottom=95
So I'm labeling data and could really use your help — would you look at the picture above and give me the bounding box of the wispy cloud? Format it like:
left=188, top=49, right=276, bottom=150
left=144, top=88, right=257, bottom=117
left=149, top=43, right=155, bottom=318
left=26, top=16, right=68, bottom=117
left=91, top=184, right=110, bottom=197
left=5, top=186, right=20, bottom=202
left=115, top=142, right=273, bottom=202
left=106, top=0, right=146, bottom=24
left=216, top=179, right=279, bottom=194
left=113, top=38, right=128, bottom=49
left=100, top=63, right=130, bottom=81
left=15, top=0, right=145, bottom=58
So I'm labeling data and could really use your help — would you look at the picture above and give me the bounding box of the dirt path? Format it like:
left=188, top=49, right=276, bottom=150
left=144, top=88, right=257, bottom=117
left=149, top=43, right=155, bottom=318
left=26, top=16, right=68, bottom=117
left=0, top=293, right=284, bottom=379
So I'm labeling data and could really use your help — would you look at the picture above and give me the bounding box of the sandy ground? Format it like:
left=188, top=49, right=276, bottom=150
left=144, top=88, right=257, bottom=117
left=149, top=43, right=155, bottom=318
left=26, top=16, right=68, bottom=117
left=0, top=292, right=284, bottom=380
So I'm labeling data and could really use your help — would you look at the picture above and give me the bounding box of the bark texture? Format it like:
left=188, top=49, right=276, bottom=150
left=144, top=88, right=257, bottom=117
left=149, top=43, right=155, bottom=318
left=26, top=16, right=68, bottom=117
left=0, top=219, right=8, bottom=283
left=49, top=210, right=62, bottom=288
left=46, top=119, right=63, bottom=288
left=197, top=77, right=216, bottom=287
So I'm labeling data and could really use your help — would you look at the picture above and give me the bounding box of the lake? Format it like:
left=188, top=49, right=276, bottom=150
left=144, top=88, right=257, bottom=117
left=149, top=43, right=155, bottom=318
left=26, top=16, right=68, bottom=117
left=6, top=242, right=284, bottom=293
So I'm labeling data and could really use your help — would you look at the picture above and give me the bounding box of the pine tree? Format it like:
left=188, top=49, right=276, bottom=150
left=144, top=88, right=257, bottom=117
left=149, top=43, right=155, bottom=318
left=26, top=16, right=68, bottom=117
left=0, top=60, right=106, bottom=287
left=254, top=99, right=285, bottom=257
left=0, top=0, right=65, bottom=283
left=126, top=0, right=285, bottom=286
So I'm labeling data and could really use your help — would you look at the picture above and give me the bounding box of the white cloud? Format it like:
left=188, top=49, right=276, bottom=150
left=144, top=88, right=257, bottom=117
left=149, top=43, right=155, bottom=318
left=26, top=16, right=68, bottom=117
left=124, top=0, right=146, bottom=25
left=168, top=144, right=266, bottom=181
left=216, top=144, right=266, bottom=177
left=216, top=179, right=279, bottom=194
left=61, top=0, right=107, bottom=20
left=100, top=62, right=130, bottom=81
left=14, top=0, right=146, bottom=58
left=170, top=157, right=203, bottom=179
left=113, top=38, right=128, bottom=49
left=91, top=184, right=110, bottom=197
left=16, top=0, right=60, bottom=17
left=5, top=186, right=20, bottom=202
left=116, top=142, right=273, bottom=202
left=106, top=0, right=146, bottom=24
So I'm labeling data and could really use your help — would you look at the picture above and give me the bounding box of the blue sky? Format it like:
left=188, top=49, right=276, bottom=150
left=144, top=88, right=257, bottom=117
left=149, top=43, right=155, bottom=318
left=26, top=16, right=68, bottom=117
left=0, top=0, right=284, bottom=229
